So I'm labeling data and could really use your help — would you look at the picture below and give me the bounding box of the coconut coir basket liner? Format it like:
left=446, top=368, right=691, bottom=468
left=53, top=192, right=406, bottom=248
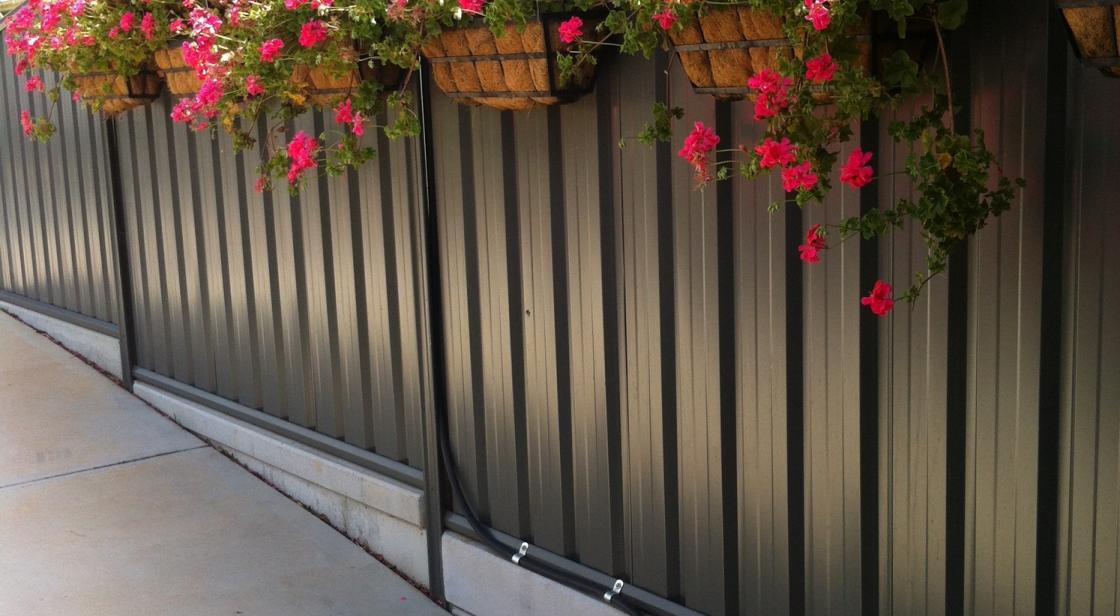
left=1057, top=1, right=1120, bottom=77
left=70, top=70, right=162, bottom=114
left=421, top=15, right=598, bottom=110
left=154, top=42, right=201, bottom=96
left=669, top=7, right=870, bottom=100
left=291, top=53, right=404, bottom=107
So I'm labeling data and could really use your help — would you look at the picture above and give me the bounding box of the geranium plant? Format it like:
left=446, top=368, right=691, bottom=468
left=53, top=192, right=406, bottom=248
left=5, top=0, right=1022, bottom=305
left=5, top=0, right=182, bottom=139
left=162, top=0, right=436, bottom=192
left=559, top=0, right=1021, bottom=314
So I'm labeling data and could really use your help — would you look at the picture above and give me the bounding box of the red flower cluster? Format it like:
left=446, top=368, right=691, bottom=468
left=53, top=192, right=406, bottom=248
left=652, top=7, right=677, bottom=31
left=334, top=99, right=366, bottom=137
left=558, top=17, right=583, bottom=44
left=781, top=161, right=818, bottom=192
left=259, top=38, right=284, bottom=62
left=804, top=0, right=831, bottom=31
left=840, top=148, right=874, bottom=189
left=140, top=12, right=155, bottom=40
left=287, top=131, right=320, bottom=185
left=678, top=121, right=720, bottom=184
left=746, top=69, right=793, bottom=120
left=754, top=137, right=796, bottom=169
left=459, top=0, right=484, bottom=13
left=171, top=77, right=224, bottom=128
left=20, top=111, right=32, bottom=136
left=805, top=53, right=836, bottom=83
left=298, top=20, right=328, bottom=48
left=245, top=75, right=264, bottom=96
left=861, top=280, right=894, bottom=316
left=284, top=0, right=328, bottom=10
left=24, top=76, right=43, bottom=93
left=798, top=224, right=827, bottom=264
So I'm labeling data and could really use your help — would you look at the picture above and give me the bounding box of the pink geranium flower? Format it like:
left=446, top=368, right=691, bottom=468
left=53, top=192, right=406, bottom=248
left=805, top=53, right=836, bottom=83
left=259, top=38, right=284, bottom=62
left=804, top=0, right=830, bottom=31
left=20, top=111, right=33, bottom=136
left=298, top=20, right=328, bottom=47
left=119, top=11, right=135, bottom=32
left=840, top=148, right=874, bottom=188
left=678, top=121, right=720, bottom=184
left=861, top=280, right=895, bottom=316
left=334, top=98, right=354, bottom=124
left=653, top=7, right=677, bottom=30
left=24, top=75, right=43, bottom=92
left=558, top=16, right=583, bottom=44
left=140, top=12, right=155, bottom=40
left=798, top=224, right=827, bottom=263
left=459, top=0, right=484, bottom=13
left=287, top=131, right=320, bottom=184
left=747, top=69, right=793, bottom=120
left=245, top=75, right=264, bottom=96
left=754, top=137, right=797, bottom=169
left=781, top=161, right=818, bottom=192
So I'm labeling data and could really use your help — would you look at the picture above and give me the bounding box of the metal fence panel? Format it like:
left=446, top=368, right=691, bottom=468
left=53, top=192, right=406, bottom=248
left=0, top=40, right=118, bottom=326
left=1056, top=53, right=1120, bottom=616
left=112, top=96, right=430, bottom=468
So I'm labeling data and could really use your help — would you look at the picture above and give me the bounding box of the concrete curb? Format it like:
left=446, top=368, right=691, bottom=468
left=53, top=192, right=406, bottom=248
left=442, top=533, right=622, bottom=616
left=0, top=301, right=122, bottom=379
left=133, top=383, right=430, bottom=586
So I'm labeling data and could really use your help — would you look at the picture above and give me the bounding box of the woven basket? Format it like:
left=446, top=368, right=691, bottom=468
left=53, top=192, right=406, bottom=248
left=291, top=52, right=404, bottom=107
left=153, top=42, right=202, bottom=96
left=70, top=70, right=162, bottom=114
left=1058, top=1, right=1120, bottom=77
left=669, top=7, right=870, bottom=100
left=421, top=15, right=599, bottom=110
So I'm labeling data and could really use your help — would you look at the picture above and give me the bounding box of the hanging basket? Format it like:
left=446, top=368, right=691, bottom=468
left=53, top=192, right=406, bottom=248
left=1057, top=1, right=1120, bottom=77
left=153, top=41, right=202, bottom=97
left=421, top=15, right=599, bottom=110
left=70, top=70, right=162, bottom=114
left=291, top=50, right=404, bottom=107
left=668, top=7, right=870, bottom=101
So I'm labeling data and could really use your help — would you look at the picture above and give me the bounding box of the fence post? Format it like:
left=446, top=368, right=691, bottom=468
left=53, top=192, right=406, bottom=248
left=102, top=117, right=138, bottom=389
left=416, top=58, right=448, bottom=603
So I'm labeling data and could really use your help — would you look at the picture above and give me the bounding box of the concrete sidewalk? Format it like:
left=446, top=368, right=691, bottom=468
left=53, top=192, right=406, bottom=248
left=0, top=312, right=446, bottom=616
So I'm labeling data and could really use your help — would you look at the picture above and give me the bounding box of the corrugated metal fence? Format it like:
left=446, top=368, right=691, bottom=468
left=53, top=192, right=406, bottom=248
left=113, top=101, right=432, bottom=469
left=0, top=39, right=119, bottom=330
left=1, top=1, right=1118, bottom=615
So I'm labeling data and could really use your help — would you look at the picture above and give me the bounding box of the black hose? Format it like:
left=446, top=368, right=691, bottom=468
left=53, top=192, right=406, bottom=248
left=413, top=54, right=644, bottom=616
left=435, top=405, right=645, bottom=616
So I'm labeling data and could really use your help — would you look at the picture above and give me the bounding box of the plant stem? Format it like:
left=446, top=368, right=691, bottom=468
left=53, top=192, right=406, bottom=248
left=932, top=17, right=954, bottom=134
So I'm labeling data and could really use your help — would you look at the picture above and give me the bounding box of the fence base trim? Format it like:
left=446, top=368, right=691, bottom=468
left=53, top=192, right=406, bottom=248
left=442, top=533, right=625, bottom=616
left=132, top=381, right=431, bottom=586
left=0, top=300, right=122, bottom=379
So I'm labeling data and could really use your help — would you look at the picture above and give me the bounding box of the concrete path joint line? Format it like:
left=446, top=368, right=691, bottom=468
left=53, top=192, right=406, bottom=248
left=0, top=445, right=211, bottom=491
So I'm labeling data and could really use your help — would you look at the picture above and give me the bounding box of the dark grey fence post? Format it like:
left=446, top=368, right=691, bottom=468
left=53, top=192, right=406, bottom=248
left=416, top=59, right=448, bottom=603
left=102, top=117, right=137, bottom=388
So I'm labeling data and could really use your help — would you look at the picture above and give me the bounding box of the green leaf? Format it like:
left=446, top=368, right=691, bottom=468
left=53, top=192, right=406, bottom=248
left=937, top=0, right=968, bottom=30
left=881, top=50, right=920, bottom=92
left=637, top=103, right=683, bottom=145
